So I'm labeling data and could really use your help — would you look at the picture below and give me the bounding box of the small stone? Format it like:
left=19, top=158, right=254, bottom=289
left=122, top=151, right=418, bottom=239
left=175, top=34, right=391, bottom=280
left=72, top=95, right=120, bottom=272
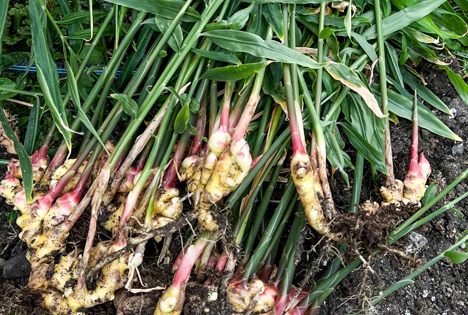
left=452, top=144, right=464, bottom=156
left=449, top=108, right=457, bottom=118
left=423, top=289, right=430, bottom=298
left=405, top=310, right=411, bottom=315
left=204, top=308, right=210, bottom=313
left=431, top=296, right=436, bottom=302
left=406, top=232, right=428, bottom=254
left=3, top=251, right=31, bottom=279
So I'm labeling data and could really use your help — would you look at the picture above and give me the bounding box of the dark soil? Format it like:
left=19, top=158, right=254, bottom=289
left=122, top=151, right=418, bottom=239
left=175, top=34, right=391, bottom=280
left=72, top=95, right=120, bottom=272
left=1, top=61, right=467, bottom=315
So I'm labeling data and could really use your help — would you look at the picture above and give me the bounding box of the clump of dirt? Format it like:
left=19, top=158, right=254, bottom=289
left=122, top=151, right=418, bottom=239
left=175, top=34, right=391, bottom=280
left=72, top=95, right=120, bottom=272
left=331, top=203, right=419, bottom=252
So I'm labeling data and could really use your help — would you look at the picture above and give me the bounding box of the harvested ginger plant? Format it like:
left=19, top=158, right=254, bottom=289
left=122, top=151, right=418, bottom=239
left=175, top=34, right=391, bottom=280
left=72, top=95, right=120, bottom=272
left=1, top=1, right=468, bottom=315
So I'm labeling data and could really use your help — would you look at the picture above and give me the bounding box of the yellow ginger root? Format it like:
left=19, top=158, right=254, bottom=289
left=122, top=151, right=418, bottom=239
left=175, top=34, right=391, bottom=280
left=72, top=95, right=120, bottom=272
left=380, top=153, right=431, bottom=207
left=380, top=180, right=404, bottom=206
left=291, top=151, right=336, bottom=238
left=50, top=160, right=87, bottom=196
left=154, top=188, right=183, bottom=219
left=227, top=278, right=265, bottom=313
left=33, top=242, right=130, bottom=314
left=196, top=139, right=252, bottom=231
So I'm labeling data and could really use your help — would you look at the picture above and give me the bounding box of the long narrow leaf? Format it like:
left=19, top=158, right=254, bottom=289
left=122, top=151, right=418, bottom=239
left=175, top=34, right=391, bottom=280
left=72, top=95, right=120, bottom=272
left=442, top=66, right=468, bottom=106
left=29, top=0, right=72, bottom=152
left=0, top=107, right=33, bottom=202
left=325, top=61, right=385, bottom=118
left=199, top=62, right=269, bottom=81
left=372, top=85, right=461, bottom=141
left=399, top=67, right=451, bottom=115
left=66, top=61, right=109, bottom=154
left=340, top=122, right=388, bottom=175
left=104, top=0, right=200, bottom=22
left=191, top=48, right=241, bottom=65
left=0, top=0, right=9, bottom=60
left=202, top=30, right=328, bottom=69
left=24, top=100, right=41, bottom=155
left=363, top=0, right=447, bottom=39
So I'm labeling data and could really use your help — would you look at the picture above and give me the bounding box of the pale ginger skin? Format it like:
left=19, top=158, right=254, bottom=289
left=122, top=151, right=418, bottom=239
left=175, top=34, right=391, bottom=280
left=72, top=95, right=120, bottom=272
left=290, top=152, right=336, bottom=238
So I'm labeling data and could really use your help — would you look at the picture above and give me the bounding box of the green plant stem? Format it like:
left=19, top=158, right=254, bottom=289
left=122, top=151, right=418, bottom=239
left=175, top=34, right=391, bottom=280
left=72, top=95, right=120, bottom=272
left=0, top=0, right=9, bottom=61
left=109, top=0, right=224, bottom=169
left=314, top=1, right=326, bottom=115
left=374, top=0, right=394, bottom=185
left=275, top=210, right=305, bottom=284
left=145, top=132, right=178, bottom=224
left=252, top=97, right=272, bottom=158
left=234, top=140, right=289, bottom=243
left=243, top=161, right=283, bottom=257
left=241, top=180, right=297, bottom=281
left=298, top=71, right=326, bottom=157
left=289, top=4, right=300, bottom=103
left=349, top=153, right=364, bottom=213
left=225, top=127, right=291, bottom=207
left=0, top=159, right=9, bottom=166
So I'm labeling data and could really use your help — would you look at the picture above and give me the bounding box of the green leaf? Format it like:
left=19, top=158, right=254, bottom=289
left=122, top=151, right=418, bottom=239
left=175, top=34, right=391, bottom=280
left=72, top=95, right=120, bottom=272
left=444, top=250, right=468, bottom=264
left=189, top=124, right=207, bottom=142
left=385, top=43, right=404, bottom=88
left=206, top=2, right=254, bottom=30
left=199, top=62, right=269, bottom=81
left=104, top=0, right=201, bottom=22
left=442, top=66, right=468, bottom=107
left=324, top=126, right=350, bottom=186
left=111, top=94, right=138, bottom=119
left=68, top=25, right=116, bottom=39
left=391, top=0, right=445, bottom=39
left=202, top=30, right=327, bottom=69
left=363, top=0, right=447, bottom=40
left=154, top=16, right=183, bottom=52
left=400, top=67, right=451, bottom=115
left=399, top=33, right=408, bottom=65
left=66, top=61, right=109, bottom=154
left=24, top=100, right=41, bottom=155
left=263, top=3, right=284, bottom=41
left=325, top=61, right=385, bottom=118
left=422, top=184, right=438, bottom=207
left=244, top=0, right=328, bottom=3
left=371, top=85, right=461, bottom=141
left=118, top=26, right=154, bottom=88
left=5, top=210, right=18, bottom=224
left=344, top=0, right=353, bottom=39
left=0, top=107, right=33, bottom=202
left=351, top=32, right=378, bottom=61
left=57, top=10, right=108, bottom=24
left=453, top=0, right=468, bottom=11
left=0, top=0, right=9, bottom=61
left=319, top=27, right=333, bottom=40
left=0, top=52, right=30, bottom=71
left=174, top=104, right=190, bottom=134
left=340, top=123, right=388, bottom=175
left=191, top=48, right=241, bottom=65
left=29, top=0, right=72, bottom=152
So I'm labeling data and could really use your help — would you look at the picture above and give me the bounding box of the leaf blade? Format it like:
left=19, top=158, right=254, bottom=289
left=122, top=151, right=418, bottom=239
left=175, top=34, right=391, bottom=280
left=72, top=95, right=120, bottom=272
left=0, top=107, right=33, bottom=202
left=202, top=29, right=328, bottom=69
